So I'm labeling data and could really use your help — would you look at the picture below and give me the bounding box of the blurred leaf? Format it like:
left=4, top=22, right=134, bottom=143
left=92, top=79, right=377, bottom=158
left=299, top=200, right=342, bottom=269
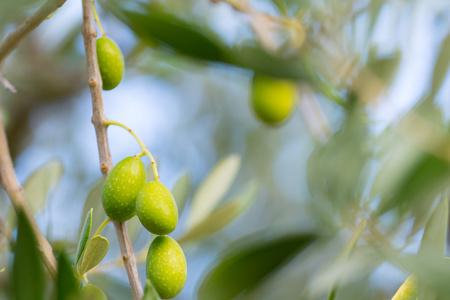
left=429, top=34, right=450, bottom=98
left=23, top=158, right=64, bottom=214
left=78, top=235, right=109, bottom=276
left=143, top=280, right=161, bottom=300
left=328, top=220, right=368, bottom=300
left=271, top=0, right=307, bottom=16
left=186, top=154, right=241, bottom=229
left=419, top=197, right=448, bottom=256
left=76, top=208, right=93, bottom=264
left=81, top=180, right=106, bottom=235
left=368, top=51, right=401, bottom=86
left=198, top=232, right=318, bottom=300
left=56, top=251, right=78, bottom=300
left=127, top=216, right=142, bottom=245
left=179, top=180, right=259, bottom=244
left=89, top=273, right=132, bottom=300
left=171, top=172, right=190, bottom=215
left=12, top=210, right=44, bottom=300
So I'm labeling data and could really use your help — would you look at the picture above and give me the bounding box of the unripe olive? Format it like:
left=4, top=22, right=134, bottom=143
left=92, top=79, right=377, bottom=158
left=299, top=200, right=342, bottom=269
left=102, top=157, right=146, bottom=222
left=96, top=37, right=124, bottom=90
left=146, top=236, right=187, bottom=299
left=251, top=73, right=297, bottom=125
left=392, top=275, right=418, bottom=300
left=136, top=181, right=178, bottom=235
left=79, top=284, right=107, bottom=300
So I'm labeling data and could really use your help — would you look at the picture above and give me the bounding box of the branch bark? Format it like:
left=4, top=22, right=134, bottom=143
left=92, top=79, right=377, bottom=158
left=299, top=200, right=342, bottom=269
left=0, top=99, right=58, bottom=279
left=0, top=0, right=67, bottom=67
left=80, top=1, right=144, bottom=299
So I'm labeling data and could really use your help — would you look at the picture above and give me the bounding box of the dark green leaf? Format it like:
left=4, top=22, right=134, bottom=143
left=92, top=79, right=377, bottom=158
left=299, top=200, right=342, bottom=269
left=198, top=232, right=318, bottom=300
left=12, top=210, right=45, bottom=300
left=76, top=208, right=93, bottom=264
left=56, top=251, right=78, bottom=300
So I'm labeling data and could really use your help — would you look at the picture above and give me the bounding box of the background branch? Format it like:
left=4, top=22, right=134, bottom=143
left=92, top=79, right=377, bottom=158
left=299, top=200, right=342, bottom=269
left=0, top=98, right=57, bottom=279
left=80, top=1, right=144, bottom=299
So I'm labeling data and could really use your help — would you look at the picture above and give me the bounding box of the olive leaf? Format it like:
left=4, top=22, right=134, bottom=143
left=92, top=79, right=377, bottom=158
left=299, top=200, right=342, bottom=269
left=328, top=220, right=368, bottom=300
left=81, top=179, right=106, bottom=234
left=78, top=235, right=109, bottom=276
left=76, top=208, right=93, bottom=264
left=127, top=216, right=143, bottom=245
left=171, top=172, right=190, bottom=215
left=185, top=154, right=241, bottom=229
left=143, top=279, right=161, bottom=300
left=198, top=232, right=318, bottom=300
left=56, top=251, right=78, bottom=300
left=178, top=180, right=259, bottom=244
left=12, top=210, right=45, bottom=300
left=419, top=197, right=448, bottom=257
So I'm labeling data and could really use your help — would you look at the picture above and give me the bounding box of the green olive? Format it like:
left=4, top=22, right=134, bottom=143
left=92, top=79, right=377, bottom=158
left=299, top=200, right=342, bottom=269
left=136, top=181, right=178, bottom=235
left=146, top=236, right=187, bottom=299
left=392, top=275, right=418, bottom=300
left=96, top=37, right=124, bottom=90
left=79, top=284, right=107, bottom=300
left=102, top=157, right=146, bottom=222
left=251, top=73, right=297, bottom=125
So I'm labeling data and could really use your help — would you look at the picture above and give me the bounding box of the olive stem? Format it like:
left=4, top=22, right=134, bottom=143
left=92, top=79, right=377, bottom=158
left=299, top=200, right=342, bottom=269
left=135, top=151, right=146, bottom=158
left=92, top=1, right=106, bottom=37
left=93, top=217, right=111, bottom=236
left=105, top=119, right=160, bottom=182
left=83, top=274, right=90, bottom=285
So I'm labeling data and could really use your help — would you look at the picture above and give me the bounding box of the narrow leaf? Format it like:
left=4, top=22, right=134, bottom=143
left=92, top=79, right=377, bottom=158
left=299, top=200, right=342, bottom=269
left=179, top=181, right=258, bottom=244
left=76, top=208, right=93, bottom=264
left=12, top=210, right=45, bottom=300
left=81, top=180, right=106, bottom=234
left=127, top=216, right=143, bottom=245
left=56, top=251, right=78, bottom=300
left=419, top=197, right=448, bottom=256
left=198, top=232, right=317, bottom=300
left=186, top=154, right=241, bottom=229
left=143, top=280, right=161, bottom=300
left=430, top=34, right=450, bottom=98
left=78, top=235, right=109, bottom=276
left=171, top=172, right=190, bottom=215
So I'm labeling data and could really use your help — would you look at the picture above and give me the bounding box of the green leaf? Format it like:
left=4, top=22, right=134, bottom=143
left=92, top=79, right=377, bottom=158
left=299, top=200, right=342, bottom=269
left=171, top=172, right=190, bottom=215
left=186, top=154, right=241, bottom=229
left=429, top=34, right=450, bottom=98
left=76, top=208, right=93, bottom=264
left=143, top=280, right=161, bottom=300
left=23, top=159, right=64, bottom=214
left=179, top=180, right=259, bottom=244
left=127, top=216, right=143, bottom=245
left=78, top=235, right=109, bottom=276
left=88, top=273, right=132, bottom=300
left=81, top=180, right=106, bottom=235
left=328, top=220, right=368, bottom=300
left=56, top=251, right=78, bottom=300
left=368, top=51, right=402, bottom=86
left=419, top=197, right=448, bottom=257
left=198, top=232, right=318, bottom=300
left=12, top=210, right=45, bottom=300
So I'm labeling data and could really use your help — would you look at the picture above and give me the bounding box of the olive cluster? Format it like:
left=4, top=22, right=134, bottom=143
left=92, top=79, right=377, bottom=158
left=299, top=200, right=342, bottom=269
left=102, top=157, right=187, bottom=299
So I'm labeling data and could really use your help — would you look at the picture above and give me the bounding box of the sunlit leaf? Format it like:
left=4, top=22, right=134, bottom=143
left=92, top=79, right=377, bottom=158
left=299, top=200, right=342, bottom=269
left=186, top=154, right=241, bottom=229
left=56, top=251, right=78, bottom=300
left=198, top=232, right=318, bottom=300
left=179, top=180, right=258, bottom=244
left=78, top=235, right=109, bottom=276
left=76, top=208, right=93, bottom=264
left=12, top=210, right=45, bottom=300
left=171, top=172, right=190, bottom=215
left=24, top=159, right=64, bottom=214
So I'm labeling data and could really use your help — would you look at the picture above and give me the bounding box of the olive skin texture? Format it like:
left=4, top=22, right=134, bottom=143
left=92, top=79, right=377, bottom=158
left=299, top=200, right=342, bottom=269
left=102, top=157, right=147, bottom=222
left=96, top=37, right=124, bottom=90
left=251, top=73, right=297, bottom=125
left=79, top=284, right=107, bottom=300
left=136, top=181, right=178, bottom=235
left=146, top=236, right=187, bottom=299
left=392, top=275, right=418, bottom=300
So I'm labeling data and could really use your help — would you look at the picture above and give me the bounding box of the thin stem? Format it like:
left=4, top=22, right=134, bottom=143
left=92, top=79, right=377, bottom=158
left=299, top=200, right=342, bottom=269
left=135, top=151, right=146, bottom=158
left=81, top=0, right=144, bottom=298
left=93, top=217, right=110, bottom=236
left=92, top=2, right=106, bottom=37
left=106, top=119, right=160, bottom=181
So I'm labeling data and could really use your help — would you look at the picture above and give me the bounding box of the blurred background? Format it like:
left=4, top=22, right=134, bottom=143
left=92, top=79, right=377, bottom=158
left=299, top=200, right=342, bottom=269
left=0, top=0, right=450, bottom=299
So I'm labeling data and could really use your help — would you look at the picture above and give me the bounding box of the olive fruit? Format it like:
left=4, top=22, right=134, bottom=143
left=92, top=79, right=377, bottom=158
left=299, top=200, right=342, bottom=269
left=251, top=73, right=297, bottom=125
left=392, top=275, right=418, bottom=300
left=79, top=284, right=107, bottom=300
left=136, top=181, right=178, bottom=235
left=102, top=157, right=146, bottom=222
left=96, top=37, right=124, bottom=90
left=146, top=236, right=187, bottom=299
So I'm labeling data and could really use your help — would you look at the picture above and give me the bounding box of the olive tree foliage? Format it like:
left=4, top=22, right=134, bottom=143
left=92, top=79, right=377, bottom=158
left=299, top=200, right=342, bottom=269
left=0, top=0, right=449, bottom=299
